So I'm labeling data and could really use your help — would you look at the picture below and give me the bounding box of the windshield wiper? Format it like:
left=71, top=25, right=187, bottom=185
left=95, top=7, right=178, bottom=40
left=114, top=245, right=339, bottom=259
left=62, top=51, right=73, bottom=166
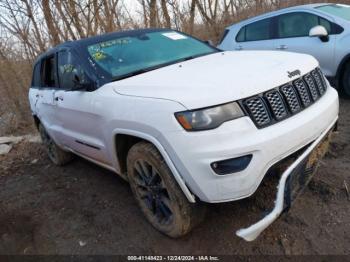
left=111, top=68, right=151, bottom=82
left=111, top=61, right=179, bottom=82
left=180, top=52, right=217, bottom=62
left=111, top=52, right=216, bottom=82
left=182, top=55, right=196, bottom=61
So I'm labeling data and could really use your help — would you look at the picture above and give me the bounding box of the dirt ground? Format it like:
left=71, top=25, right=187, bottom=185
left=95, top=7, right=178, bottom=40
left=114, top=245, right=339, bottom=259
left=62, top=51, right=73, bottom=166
left=0, top=99, right=349, bottom=256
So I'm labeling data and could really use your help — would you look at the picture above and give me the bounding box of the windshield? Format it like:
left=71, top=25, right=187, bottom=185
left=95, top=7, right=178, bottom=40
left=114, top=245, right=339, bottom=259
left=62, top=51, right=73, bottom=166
left=87, top=30, right=217, bottom=80
left=316, top=4, right=350, bottom=21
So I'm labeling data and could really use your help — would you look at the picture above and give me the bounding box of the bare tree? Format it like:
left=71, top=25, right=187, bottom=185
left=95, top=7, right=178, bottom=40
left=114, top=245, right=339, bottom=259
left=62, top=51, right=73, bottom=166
left=188, top=0, right=196, bottom=34
left=42, top=0, right=60, bottom=46
left=149, top=0, right=158, bottom=27
left=161, top=0, right=171, bottom=27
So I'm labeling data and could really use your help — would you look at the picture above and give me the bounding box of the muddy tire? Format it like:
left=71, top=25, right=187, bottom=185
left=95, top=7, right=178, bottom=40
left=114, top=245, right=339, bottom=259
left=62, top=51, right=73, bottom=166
left=127, top=142, right=205, bottom=238
left=342, top=63, right=350, bottom=97
left=38, top=124, right=73, bottom=166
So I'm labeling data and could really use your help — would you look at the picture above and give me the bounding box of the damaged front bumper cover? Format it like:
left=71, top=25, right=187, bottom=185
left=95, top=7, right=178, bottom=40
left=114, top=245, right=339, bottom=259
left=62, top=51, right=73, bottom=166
left=236, top=118, right=338, bottom=241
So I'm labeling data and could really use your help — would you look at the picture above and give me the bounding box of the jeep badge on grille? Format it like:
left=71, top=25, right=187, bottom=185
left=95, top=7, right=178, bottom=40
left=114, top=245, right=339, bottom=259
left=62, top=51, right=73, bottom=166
left=288, top=70, right=301, bottom=78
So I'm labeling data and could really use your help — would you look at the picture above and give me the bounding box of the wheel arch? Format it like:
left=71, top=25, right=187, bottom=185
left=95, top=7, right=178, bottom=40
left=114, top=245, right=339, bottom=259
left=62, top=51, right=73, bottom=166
left=336, top=54, right=350, bottom=87
left=113, top=129, right=196, bottom=203
left=33, top=114, right=41, bottom=130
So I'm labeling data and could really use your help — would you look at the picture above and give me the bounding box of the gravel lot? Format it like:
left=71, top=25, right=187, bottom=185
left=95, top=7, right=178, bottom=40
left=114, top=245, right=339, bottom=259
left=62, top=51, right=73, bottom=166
left=0, top=98, right=349, bottom=255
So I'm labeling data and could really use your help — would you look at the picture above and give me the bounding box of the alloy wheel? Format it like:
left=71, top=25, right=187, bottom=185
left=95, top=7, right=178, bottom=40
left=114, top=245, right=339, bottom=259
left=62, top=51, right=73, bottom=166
left=132, top=159, right=174, bottom=225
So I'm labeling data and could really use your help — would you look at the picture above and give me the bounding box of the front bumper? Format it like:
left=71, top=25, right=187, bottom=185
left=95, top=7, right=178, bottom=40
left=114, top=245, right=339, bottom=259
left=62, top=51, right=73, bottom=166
left=160, top=86, right=339, bottom=203
left=236, top=119, right=336, bottom=241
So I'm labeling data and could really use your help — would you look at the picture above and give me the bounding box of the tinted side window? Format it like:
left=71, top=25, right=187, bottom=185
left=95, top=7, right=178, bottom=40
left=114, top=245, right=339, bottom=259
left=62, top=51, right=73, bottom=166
left=31, top=62, right=41, bottom=87
left=57, top=50, right=87, bottom=90
left=236, top=27, right=245, bottom=42
left=245, top=18, right=272, bottom=41
left=278, top=12, right=318, bottom=38
left=41, top=56, right=57, bottom=88
left=319, top=17, right=332, bottom=33
left=219, top=29, right=230, bottom=45
left=318, top=16, right=344, bottom=35
left=329, top=21, right=344, bottom=34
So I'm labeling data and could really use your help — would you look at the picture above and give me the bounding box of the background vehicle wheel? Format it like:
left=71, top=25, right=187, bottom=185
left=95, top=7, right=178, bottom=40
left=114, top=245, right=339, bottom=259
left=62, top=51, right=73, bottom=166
left=342, top=63, right=350, bottom=97
left=127, top=142, right=206, bottom=238
left=38, top=124, right=73, bottom=166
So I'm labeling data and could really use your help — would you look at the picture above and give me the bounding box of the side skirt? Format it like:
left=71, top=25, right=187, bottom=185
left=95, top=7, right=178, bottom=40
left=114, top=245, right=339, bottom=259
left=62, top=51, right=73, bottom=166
left=67, top=148, right=118, bottom=174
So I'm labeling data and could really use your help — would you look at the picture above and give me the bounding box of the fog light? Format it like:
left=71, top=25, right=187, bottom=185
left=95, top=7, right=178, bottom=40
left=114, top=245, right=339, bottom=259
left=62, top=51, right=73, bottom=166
left=211, top=155, right=252, bottom=175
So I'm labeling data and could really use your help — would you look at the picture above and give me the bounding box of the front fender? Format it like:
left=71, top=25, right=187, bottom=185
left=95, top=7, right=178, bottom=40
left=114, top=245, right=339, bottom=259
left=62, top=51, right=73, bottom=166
left=109, top=127, right=196, bottom=203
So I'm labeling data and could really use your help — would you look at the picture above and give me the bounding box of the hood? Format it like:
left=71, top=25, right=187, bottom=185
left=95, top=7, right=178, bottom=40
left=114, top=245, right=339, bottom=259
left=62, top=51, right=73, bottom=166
left=110, top=51, right=318, bottom=109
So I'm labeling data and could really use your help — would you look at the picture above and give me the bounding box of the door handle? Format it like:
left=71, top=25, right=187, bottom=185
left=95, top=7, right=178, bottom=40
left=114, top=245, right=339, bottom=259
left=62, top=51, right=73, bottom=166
left=276, top=45, right=288, bottom=50
left=235, top=45, right=243, bottom=51
left=54, top=96, right=64, bottom=101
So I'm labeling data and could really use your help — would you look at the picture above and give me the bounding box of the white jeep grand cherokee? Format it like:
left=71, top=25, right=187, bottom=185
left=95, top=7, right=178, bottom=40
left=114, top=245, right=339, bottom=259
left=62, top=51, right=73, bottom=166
left=29, top=29, right=339, bottom=240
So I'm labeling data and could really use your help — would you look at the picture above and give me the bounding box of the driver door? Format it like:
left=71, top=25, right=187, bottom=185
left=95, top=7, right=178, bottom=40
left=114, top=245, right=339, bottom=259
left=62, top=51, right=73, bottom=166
left=54, top=49, right=111, bottom=165
left=273, top=12, right=336, bottom=76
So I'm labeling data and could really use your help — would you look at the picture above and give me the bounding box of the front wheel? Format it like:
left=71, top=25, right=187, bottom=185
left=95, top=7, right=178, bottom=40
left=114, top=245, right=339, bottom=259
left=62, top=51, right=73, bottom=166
left=38, top=124, right=73, bottom=166
left=342, top=63, right=350, bottom=96
left=127, top=142, right=205, bottom=238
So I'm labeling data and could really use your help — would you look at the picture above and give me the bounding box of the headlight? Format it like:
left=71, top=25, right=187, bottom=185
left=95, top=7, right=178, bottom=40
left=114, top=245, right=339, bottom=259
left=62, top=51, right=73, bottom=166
left=175, top=102, right=244, bottom=131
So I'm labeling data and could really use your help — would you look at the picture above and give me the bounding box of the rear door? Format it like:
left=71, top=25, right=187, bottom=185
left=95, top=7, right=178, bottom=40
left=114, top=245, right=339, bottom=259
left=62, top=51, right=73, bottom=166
left=28, top=62, right=42, bottom=115
left=54, top=49, right=110, bottom=165
left=35, top=54, right=63, bottom=143
left=273, top=12, right=336, bottom=76
left=234, top=16, right=276, bottom=51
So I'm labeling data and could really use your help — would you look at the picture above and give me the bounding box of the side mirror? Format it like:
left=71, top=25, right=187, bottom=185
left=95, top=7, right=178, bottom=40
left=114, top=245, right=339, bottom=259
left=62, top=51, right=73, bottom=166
left=71, top=73, right=94, bottom=91
left=309, top=25, right=329, bottom=42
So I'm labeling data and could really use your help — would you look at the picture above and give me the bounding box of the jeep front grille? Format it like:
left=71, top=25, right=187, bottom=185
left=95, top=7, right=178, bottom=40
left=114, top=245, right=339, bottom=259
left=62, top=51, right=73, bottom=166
left=304, top=74, right=319, bottom=101
left=242, top=68, right=327, bottom=128
left=280, top=84, right=301, bottom=113
left=265, top=90, right=288, bottom=120
left=312, top=68, right=327, bottom=95
left=245, top=97, right=271, bottom=126
left=294, top=78, right=311, bottom=107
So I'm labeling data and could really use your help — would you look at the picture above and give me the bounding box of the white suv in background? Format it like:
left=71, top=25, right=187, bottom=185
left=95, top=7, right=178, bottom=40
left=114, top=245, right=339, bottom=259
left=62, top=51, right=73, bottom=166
left=29, top=29, right=338, bottom=240
left=218, top=3, right=350, bottom=95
